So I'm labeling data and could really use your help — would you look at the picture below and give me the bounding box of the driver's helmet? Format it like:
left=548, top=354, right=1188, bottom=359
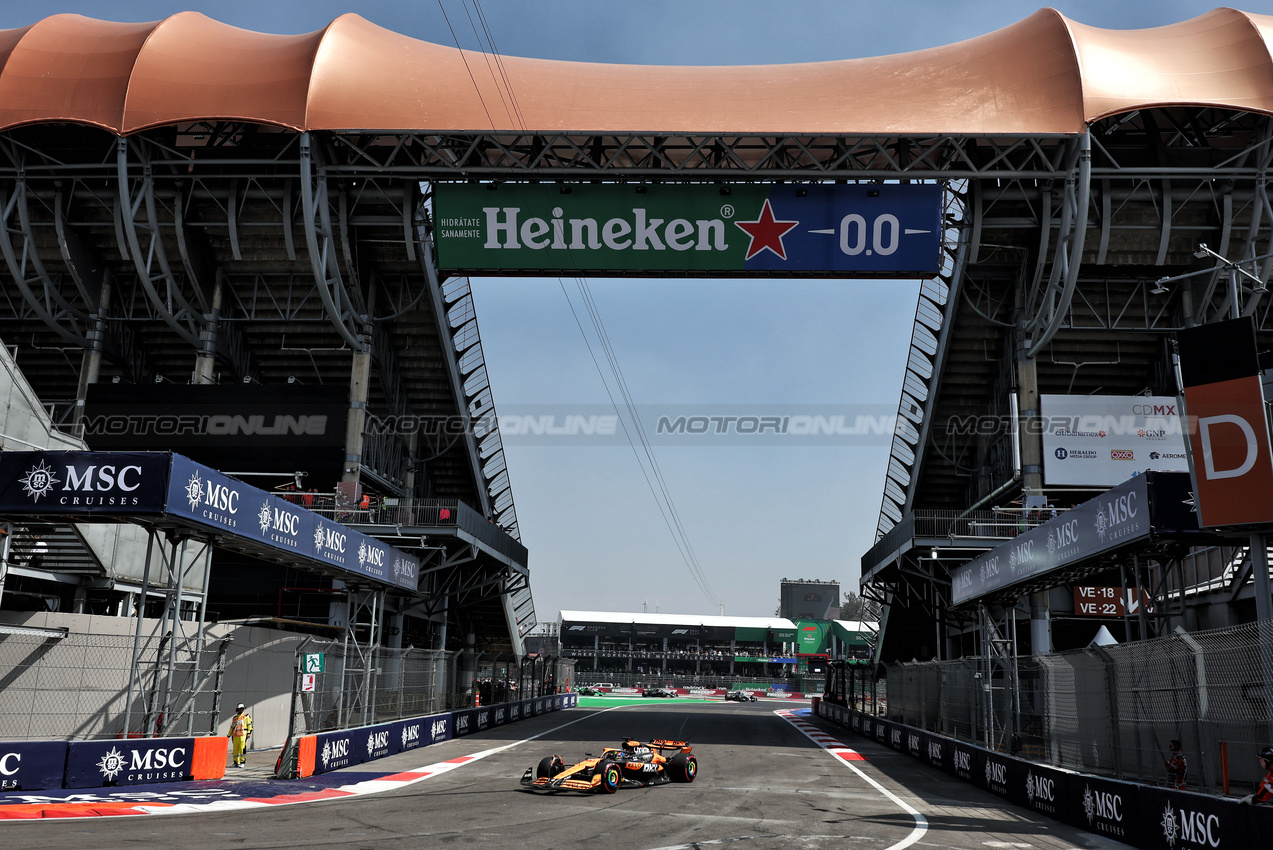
left=621, top=739, right=653, bottom=761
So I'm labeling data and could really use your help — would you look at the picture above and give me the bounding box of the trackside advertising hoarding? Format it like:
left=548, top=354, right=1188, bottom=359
left=166, top=454, right=419, bottom=591
left=0, top=451, right=418, bottom=592
left=820, top=705, right=1271, bottom=850
left=951, top=471, right=1198, bottom=605
left=0, top=451, right=170, bottom=514
left=434, top=183, right=941, bottom=276
left=1040, top=395, right=1188, bottom=486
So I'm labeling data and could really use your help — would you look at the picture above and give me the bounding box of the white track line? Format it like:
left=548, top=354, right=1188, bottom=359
left=777, top=709, right=928, bottom=850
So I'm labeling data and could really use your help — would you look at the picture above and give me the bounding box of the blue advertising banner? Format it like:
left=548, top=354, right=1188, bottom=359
left=167, top=454, right=419, bottom=591
left=832, top=709, right=1273, bottom=850
left=395, top=717, right=427, bottom=753
left=952, top=471, right=1197, bottom=605
left=0, top=451, right=419, bottom=592
left=492, top=704, right=508, bottom=726
left=65, top=738, right=195, bottom=788
left=166, top=453, right=255, bottom=537
left=1136, top=786, right=1249, bottom=850
left=0, top=740, right=66, bottom=791
left=1061, top=773, right=1139, bottom=845
left=312, top=729, right=361, bottom=775
left=361, top=724, right=395, bottom=762
left=509, top=702, right=521, bottom=723
left=0, top=451, right=170, bottom=514
left=451, top=709, right=477, bottom=738
left=424, top=713, right=451, bottom=746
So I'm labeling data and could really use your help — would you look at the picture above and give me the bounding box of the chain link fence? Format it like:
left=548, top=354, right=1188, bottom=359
left=876, top=621, right=1273, bottom=795
left=284, top=638, right=455, bottom=738
left=466, top=654, right=575, bottom=707
left=0, top=629, right=230, bottom=741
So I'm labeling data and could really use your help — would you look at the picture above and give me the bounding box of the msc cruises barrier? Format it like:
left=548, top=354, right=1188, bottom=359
left=950, top=471, right=1204, bottom=606
left=817, top=701, right=1272, bottom=850
left=0, top=695, right=578, bottom=792
left=0, top=451, right=420, bottom=591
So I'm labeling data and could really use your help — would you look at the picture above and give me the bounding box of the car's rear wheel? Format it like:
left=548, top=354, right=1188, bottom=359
left=669, top=753, right=697, bottom=783
left=598, top=760, right=621, bottom=793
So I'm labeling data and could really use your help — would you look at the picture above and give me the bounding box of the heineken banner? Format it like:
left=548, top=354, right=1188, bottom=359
left=434, top=182, right=942, bottom=276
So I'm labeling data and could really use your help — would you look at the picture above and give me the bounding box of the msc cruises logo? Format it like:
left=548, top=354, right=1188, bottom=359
left=258, top=500, right=273, bottom=534
left=184, top=470, right=203, bottom=511
left=19, top=460, right=59, bottom=502
left=96, top=746, right=127, bottom=781
left=358, top=540, right=368, bottom=567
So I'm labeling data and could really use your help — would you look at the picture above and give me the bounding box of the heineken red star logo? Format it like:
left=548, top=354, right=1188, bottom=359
left=735, top=199, right=799, bottom=260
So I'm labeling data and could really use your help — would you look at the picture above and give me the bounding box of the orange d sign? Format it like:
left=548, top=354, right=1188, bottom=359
left=1178, top=318, right=1273, bottom=527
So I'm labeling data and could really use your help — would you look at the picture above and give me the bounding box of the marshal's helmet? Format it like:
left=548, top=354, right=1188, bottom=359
left=1259, top=745, right=1273, bottom=763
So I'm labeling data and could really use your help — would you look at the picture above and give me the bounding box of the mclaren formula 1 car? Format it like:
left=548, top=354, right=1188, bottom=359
left=520, top=738, right=698, bottom=793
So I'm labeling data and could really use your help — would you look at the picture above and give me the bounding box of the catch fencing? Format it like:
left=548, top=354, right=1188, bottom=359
left=0, top=628, right=231, bottom=741
left=284, top=640, right=575, bottom=739
left=284, top=639, right=454, bottom=739
left=871, top=621, right=1273, bottom=796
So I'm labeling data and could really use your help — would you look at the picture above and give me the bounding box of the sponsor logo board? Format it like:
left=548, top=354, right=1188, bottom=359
left=435, top=183, right=941, bottom=277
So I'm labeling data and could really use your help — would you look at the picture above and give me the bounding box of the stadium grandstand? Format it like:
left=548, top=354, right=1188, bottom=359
left=0, top=8, right=1270, bottom=797
left=560, top=610, right=874, bottom=693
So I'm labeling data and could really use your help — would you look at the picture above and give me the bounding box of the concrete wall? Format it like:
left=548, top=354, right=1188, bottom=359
left=0, top=611, right=307, bottom=749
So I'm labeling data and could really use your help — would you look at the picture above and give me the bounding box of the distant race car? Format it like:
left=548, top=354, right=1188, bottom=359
left=725, top=690, right=758, bottom=702
left=577, top=686, right=601, bottom=696
left=641, top=687, right=678, bottom=698
left=520, top=738, right=698, bottom=794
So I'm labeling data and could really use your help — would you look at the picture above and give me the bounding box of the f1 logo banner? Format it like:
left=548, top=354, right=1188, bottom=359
left=1178, top=317, right=1273, bottom=526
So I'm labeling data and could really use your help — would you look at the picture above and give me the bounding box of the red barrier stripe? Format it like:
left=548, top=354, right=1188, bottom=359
left=0, top=801, right=170, bottom=818
left=244, top=789, right=352, bottom=804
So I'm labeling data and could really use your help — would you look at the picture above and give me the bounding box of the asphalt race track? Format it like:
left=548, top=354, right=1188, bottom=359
left=3, top=703, right=1130, bottom=849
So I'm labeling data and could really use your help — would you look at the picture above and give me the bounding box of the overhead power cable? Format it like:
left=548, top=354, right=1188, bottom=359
left=559, top=277, right=721, bottom=609
left=436, top=1, right=721, bottom=609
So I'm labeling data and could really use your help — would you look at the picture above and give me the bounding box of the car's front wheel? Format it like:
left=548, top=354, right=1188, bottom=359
left=597, top=760, right=621, bottom=793
left=537, top=755, right=564, bottom=779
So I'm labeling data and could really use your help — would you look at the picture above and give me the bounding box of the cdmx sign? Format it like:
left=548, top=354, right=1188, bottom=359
left=434, top=182, right=941, bottom=277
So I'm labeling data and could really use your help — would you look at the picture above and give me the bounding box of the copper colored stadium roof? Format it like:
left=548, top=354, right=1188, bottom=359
left=0, top=8, right=1272, bottom=136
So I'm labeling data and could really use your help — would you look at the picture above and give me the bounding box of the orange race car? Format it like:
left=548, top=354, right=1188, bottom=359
left=520, top=738, right=698, bottom=793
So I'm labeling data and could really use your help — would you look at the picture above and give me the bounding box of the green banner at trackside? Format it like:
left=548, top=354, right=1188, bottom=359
left=795, top=620, right=829, bottom=654
left=433, top=182, right=941, bottom=276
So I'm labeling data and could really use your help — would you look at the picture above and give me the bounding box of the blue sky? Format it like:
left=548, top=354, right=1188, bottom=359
left=0, top=1, right=1255, bottom=620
